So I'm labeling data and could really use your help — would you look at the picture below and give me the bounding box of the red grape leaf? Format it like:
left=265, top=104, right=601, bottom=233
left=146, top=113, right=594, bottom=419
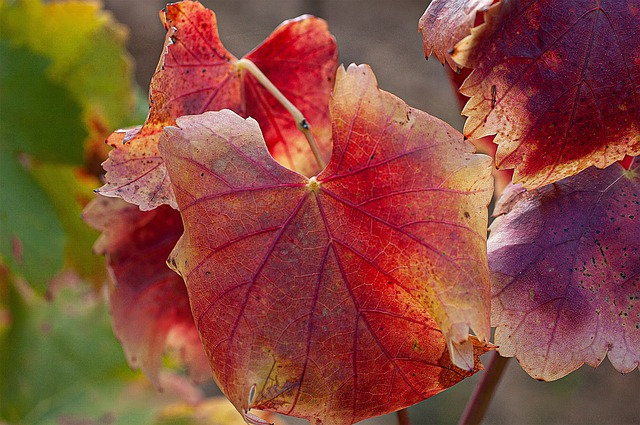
left=418, top=0, right=494, bottom=70
left=82, top=195, right=209, bottom=387
left=159, top=64, right=493, bottom=424
left=453, top=0, right=640, bottom=189
left=489, top=163, right=640, bottom=381
left=97, top=0, right=337, bottom=210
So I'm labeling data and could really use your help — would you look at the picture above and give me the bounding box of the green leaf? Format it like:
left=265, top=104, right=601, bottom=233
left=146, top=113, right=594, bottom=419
left=0, top=39, right=88, bottom=288
left=0, top=0, right=140, bottom=289
left=0, top=40, right=86, bottom=163
left=0, top=279, right=128, bottom=422
left=0, top=266, right=10, bottom=339
left=0, top=277, right=200, bottom=425
left=30, top=163, right=104, bottom=286
left=0, top=148, right=65, bottom=291
left=0, top=0, right=135, bottom=128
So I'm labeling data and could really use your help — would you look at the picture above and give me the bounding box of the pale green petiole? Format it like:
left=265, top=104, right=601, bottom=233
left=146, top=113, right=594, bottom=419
left=236, top=58, right=327, bottom=171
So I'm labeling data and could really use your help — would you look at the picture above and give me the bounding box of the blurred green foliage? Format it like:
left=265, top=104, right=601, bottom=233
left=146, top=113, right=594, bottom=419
left=0, top=1, right=214, bottom=423
left=0, top=0, right=137, bottom=291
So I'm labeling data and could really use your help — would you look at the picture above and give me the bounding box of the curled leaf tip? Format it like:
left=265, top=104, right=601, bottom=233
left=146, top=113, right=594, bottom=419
left=243, top=411, right=273, bottom=425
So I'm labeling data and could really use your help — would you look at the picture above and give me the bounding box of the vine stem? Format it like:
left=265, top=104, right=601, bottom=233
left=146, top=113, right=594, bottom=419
left=458, top=352, right=510, bottom=425
left=397, top=408, right=412, bottom=425
left=236, top=58, right=327, bottom=171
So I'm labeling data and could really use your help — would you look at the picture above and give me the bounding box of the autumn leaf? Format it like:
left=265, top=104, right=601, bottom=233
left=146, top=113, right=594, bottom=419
left=489, top=163, right=640, bottom=381
left=98, top=0, right=337, bottom=210
left=159, top=64, right=492, bottom=424
left=82, top=196, right=209, bottom=387
left=452, top=0, right=640, bottom=188
left=418, top=0, right=493, bottom=70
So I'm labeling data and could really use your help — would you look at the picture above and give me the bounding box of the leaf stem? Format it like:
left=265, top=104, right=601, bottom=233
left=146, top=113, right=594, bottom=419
left=458, top=352, right=509, bottom=425
left=236, top=58, right=326, bottom=170
left=397, top=408, right=412, bottom=425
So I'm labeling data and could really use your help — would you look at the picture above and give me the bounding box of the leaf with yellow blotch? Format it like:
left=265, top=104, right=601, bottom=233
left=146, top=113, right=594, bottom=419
left=489, top=163, right=640, bottom=381
left=452, top=0, right=640, bottom=188
left=98, top=0, right=337, bottom=210
left=82, top=196, right=209, bottom=387
left=159, top=64, right=493, bottom=424
left=445, top=65, right=513, bottom=197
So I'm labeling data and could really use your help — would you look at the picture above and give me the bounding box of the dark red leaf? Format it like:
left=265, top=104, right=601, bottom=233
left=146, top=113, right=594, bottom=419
left=454, top=0, right=640, bottom=188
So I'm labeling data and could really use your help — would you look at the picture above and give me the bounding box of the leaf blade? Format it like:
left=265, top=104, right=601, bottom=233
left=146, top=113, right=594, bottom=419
left=244, top=15, right=337, bottom=176
left=97, top=1, right=241, bottom=210
left=0, top=148, right=65, bottom=292
left=159, top=65, right=493, bottom=424
left=0, top=40, right=86, bottom=163
left=489, top=164, right=640, bottom=380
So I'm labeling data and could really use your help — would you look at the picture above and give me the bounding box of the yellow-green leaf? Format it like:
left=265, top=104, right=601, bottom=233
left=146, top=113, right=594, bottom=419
left=31, top=163, right=105, bottom=286
left=0, top=0, right=135, bottom=128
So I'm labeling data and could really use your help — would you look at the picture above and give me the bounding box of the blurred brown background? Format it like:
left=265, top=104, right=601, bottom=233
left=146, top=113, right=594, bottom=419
left=102, top=1, right=640, bottom=424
